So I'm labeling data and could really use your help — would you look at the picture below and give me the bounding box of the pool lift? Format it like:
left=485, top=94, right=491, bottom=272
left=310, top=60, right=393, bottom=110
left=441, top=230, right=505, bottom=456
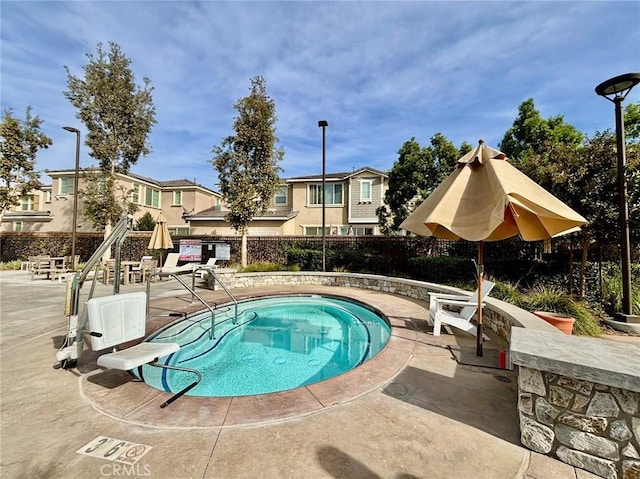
left=54, top=214, right=202, bottom=407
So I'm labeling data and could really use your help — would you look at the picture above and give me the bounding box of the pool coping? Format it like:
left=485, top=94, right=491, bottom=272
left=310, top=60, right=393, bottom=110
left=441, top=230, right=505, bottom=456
left=78, top=286, right=426, bottom=429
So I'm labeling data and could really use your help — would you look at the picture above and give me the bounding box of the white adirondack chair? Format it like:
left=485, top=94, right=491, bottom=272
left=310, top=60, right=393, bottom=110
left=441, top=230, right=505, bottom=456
left=429, top=281, right=495, bottom=338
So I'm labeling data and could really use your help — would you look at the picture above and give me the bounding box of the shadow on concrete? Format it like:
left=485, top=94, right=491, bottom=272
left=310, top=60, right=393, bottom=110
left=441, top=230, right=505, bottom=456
left=51, top=334, right=66, bottom=349
left=382, top=365, right=520, bottom=445
left=316, top=445, right=422, bottom=479
left=87, top=369, right=140, bottom=389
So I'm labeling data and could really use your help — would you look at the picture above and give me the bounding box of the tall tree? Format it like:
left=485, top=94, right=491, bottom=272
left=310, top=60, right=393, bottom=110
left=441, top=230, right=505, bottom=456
left=377, top=137, right=434, bottom=235
left=377, top=134, right=469, bottom=235
left=0, top=107, right=52, bottom=221
left=499, top=98, right=640, bottom=299
left=64, top=41, right=155, bottom=232
left=430, top=133, right=471, bottom=182
left=80, top=169, right=135, bottom=230
left=500, top=98, right=583, bottom=167
left=212, top=76, right=284, bottom=266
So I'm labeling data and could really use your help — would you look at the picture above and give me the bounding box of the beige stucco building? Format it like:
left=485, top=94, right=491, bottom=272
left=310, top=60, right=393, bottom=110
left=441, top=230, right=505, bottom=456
left=2, top=167, right=389, bottom=236
left=187, top=167, right=389, bottom=236
left=1, top=169, right=221, bottom=234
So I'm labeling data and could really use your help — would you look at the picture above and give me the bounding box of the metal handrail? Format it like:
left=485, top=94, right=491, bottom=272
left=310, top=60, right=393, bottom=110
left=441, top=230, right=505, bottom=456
left=195, top=268, right=239, bottom=332
left=68, top=214, right=132, bottom=316
left=146, top=271, right=219, bottom=338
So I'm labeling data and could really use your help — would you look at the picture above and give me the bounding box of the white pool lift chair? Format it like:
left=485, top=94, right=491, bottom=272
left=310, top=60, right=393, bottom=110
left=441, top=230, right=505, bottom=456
left=428, top=281, right=495, bottom=339
left=87, top=291, right=201, bottom=408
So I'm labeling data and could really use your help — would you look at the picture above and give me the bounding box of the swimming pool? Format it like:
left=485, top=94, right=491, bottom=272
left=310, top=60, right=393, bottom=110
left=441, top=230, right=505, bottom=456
left=139, top=295, right=391, bottom=397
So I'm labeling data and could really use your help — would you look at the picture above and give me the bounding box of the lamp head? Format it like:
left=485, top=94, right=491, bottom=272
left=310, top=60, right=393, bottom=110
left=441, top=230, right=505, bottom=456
left=595, top=72, right=640, bottom=101
left=318, top=120, right=328, bottom=128
left=63, top=126, right=80, bottom=134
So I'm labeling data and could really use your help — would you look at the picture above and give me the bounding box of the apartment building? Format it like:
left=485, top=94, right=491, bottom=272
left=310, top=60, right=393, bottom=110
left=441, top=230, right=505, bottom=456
left=0, top=168, right=222, bottom=234
left=186, top=167, right=389, bottom=236
left=2, top=166, right=389, bottom=236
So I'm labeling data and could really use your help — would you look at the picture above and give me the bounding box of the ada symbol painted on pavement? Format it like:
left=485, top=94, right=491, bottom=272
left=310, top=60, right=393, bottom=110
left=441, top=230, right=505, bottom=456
left=77, top=436, right=152, bottom=464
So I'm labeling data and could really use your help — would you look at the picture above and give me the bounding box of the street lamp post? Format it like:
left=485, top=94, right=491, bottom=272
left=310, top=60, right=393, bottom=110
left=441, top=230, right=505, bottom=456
left=318, top=120, right=328, bottom=272
left=63, top=126, right=81, bottom=271
left=595, top=72, right=640, bottom=321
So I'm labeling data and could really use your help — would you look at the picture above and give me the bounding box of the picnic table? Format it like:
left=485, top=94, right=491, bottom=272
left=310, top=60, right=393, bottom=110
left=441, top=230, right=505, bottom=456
left=102, top=260, right=157, bottom=285
left=29, top=256, right=68, bottom=280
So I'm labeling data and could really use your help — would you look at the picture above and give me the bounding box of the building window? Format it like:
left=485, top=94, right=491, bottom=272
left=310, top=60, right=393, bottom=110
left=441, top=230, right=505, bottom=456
left=144, top=187, right=160, bottom=208
left=59, top=177, right=74, bottom=195
left=13, top=221, right=23, bottom=232
left=275, top=187, right=287, bottom=205
left=169, top=227, right=190, bottom=235
left=131, top=184, right=140, bottom=204
left=352, top=226, right=374, bottom=236
left=304, top=226, right=330, bottom=236
left=173, top=190, right=182, bottom=206
left=308, top=184, right=343, bottom=205
left=20, top=195, right=35, bottom=211
left=359, top=180, right=372, bottom=202
left=45, top=191, right=52, bottom=203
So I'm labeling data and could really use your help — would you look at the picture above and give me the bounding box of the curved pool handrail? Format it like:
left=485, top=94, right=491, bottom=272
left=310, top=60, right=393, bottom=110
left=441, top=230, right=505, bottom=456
left=200, top=270, right=239, bottom=333
left=147, top=271, right=219, bottom=338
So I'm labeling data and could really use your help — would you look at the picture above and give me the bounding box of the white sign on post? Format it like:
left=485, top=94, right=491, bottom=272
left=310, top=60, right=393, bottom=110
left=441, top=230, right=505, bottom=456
left=215, top=243, right=231, bottom=260
left=179, top=239, right=202, bottom=261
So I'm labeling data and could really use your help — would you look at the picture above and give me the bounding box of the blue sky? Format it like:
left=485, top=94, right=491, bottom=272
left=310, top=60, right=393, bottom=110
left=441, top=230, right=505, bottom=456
left=2, top=1, right=639, bottom=191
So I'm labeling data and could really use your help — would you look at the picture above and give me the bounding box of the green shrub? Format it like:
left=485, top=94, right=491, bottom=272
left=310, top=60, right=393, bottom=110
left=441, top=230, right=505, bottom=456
left=0, top=260, right=22, bottom=270
left=490, top=280, right=523, bottom=305
left=283, top=248, right=327, bottom=271
left=518, top=285, right=601, bottom=336
left=600, top=263, right=640, bottom=316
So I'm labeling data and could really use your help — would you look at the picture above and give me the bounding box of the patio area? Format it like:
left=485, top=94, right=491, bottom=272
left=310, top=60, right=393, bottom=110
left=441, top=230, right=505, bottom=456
left=0, top=270, right=600, bottom=478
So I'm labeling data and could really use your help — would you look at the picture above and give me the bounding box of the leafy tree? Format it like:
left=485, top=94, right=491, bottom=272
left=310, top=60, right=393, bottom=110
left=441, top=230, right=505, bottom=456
left=0, top=107, right=52, bottom=220
left=377, top=137, right=434, bottom=235
left=500, top=98, right=583, bottom=167
left=211, top=76, right=284, bottom=266
left=134, top=211, right=156, bottom=231
left=431, top=133, right=471, bottom=182
left=625, top=102, right=640, bottom=140
left=377, top=134, right=469, bottom=235
left=80, top=170, right=136, bottom=230
left=500, top=98, right=640, bottom=299
left=64, top=41, right=155, bottom=232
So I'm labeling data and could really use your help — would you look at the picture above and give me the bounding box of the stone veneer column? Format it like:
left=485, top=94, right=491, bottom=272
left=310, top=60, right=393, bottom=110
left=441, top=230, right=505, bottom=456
left=511, top=328, right=640, bottom=479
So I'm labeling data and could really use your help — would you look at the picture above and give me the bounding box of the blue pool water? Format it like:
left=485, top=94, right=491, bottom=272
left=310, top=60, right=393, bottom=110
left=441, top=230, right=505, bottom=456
left=139, top=295, right=391, bottom=397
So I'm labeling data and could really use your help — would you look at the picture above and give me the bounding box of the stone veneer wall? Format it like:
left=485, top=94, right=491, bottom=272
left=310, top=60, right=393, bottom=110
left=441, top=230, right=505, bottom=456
left=208, top=271, right=555, bottom=342
left=511, top=328, right=640, bottom=479
left=518, top=367, right=640, bottom=479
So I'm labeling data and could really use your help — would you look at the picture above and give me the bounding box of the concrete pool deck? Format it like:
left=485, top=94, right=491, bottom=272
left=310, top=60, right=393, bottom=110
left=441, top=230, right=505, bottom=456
left=0, top=270, right=604, bottom=478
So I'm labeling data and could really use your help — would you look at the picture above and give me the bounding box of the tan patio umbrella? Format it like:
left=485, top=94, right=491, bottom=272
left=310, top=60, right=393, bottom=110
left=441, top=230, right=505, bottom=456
left=400, top=140, right=587, bottom=356
left=148, top=213, right=174, bottom=270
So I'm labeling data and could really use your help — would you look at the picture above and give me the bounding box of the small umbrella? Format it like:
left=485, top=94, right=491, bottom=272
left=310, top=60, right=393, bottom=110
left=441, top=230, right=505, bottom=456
left=401, top=140, right=587, bottom=356
left=148, top=213, right=174, bottom=270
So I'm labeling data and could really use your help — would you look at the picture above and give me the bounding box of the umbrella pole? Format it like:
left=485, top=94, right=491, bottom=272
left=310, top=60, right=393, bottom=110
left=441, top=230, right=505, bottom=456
left=476, top=241, right=484, bottom=357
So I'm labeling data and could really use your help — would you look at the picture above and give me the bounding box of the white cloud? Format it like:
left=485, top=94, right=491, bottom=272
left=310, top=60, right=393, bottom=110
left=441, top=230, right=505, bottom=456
left=2, top=0, right=638, bottom=189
